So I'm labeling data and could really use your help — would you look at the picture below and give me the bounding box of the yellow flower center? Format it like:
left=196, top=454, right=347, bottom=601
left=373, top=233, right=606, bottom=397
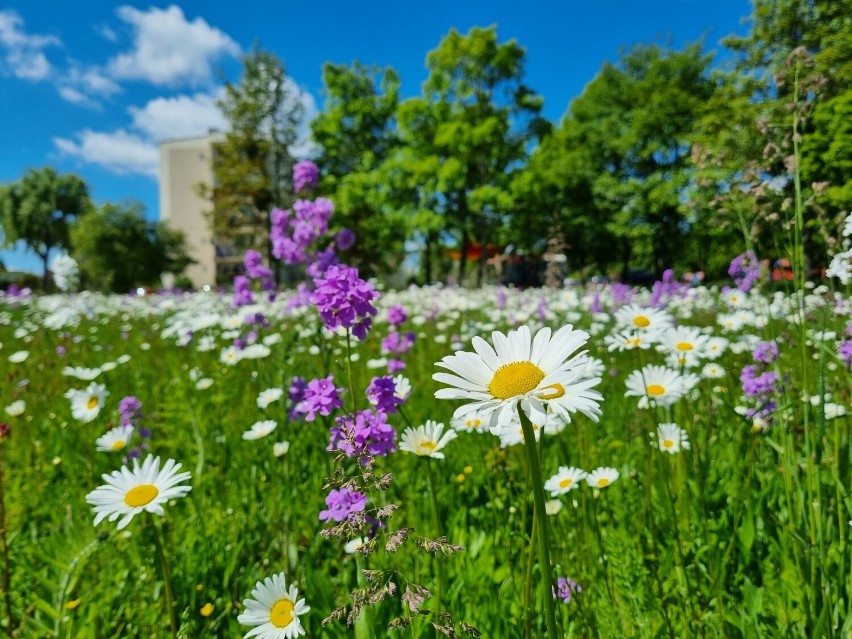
left=489, top=362, right=545, bottom=400
left=675, top=342, right=694, bottom=351
left=663, top=439, right=674, bottom=448
left=558, top=478, right=573, bottom=489
left=111, top=440, right=125, bottom=451
left=87, top=396, right=99, bottom=410
left=633, top=315, right=650, bottom=328
left=646, top=384, right=666, bottom=396
left=124, top=484, right=159, bottom=507
left=597, top=478, right=610, bottom=487
left=537, top=383, right=565, bottom=400
left=270, top=598, right=295, bottom=628
left=420, top=441, right=437, bottom=453
left=466, top=418, right=481, bottom=429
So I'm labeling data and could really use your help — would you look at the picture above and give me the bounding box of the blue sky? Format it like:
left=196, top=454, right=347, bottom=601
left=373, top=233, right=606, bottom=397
left=0, top=0, right=752, bottom=273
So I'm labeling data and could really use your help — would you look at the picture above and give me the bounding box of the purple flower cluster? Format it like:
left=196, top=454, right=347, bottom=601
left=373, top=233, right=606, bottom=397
left=319, top=487, right=366, bottom=522
left=295, top=376, right=344, bottom=421
left=839, top=340, right=852, bottom=368
left=752, top=341, right=779, bottom=364
left=118, top=395, right=142, bottom=427
left=270, top=199, right=335, bottom=266
left=244, top=249, right=273, bottom=283
left=232, top=275, right=253, bottom=307
left=366, top=376, right=404, bottom=414
left=287, top=376, right=308, bottom=420
left=328, top=409, right=396, bottom=459
left=293, top=160, right=319, bottom=193
left=611, top=282, right=636, bottom=307
left=650, top=269, right=689, bottom=308
left=387, top=304, right=408, bottom=327
left=381, top=330, right=416, bottom=372
left=553, top=576, right=582, bottom=604
left=741, top=365, right=779, bottom=397
left=728, top=251, right=761, bottom=292
left=310, top=264, right=378, bottom=340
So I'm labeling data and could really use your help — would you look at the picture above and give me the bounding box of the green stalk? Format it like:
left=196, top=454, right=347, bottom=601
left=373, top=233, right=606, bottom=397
left=517, top=405, right=559, bottom=639
left=0, top=445, right=12, bottom=638
left=345, top=328, right=358, bottom=412
left=150, top=517, right=178, bottom=639
left=425, top=460, right=444, bottom=621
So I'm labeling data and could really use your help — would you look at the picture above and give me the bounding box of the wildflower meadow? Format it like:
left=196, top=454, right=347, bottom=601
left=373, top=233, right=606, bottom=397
left=2, top=158, right=852, bottom=639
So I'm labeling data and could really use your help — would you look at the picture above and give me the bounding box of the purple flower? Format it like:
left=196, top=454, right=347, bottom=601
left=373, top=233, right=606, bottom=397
left=305, top=245, right=339, bottom=279
left=387, top=358, right=406, bottom=373
left=336, top=228, right=356, bottom=251
left=552, top=576, right=582, bottom=604
left=295, top=376, right=344, bottom=421
left=319, top=487, right=366, bottom=522
left=752, top=341, right=779, bottom=364
left=244, top=249, right=273, bottom=280
left=381, top=331, right=415, bottom=356
left=293, top=160, right=319, bottom=193
left=288, top=376, right=308, bottom=420
left=740, top=365, right=779, bottom=398
left=232, top=275, right=254, bottom=307
left=366, top=376, right=404, bottom=414
left=310, top=264, right=379, bottom=340
left=728, top=251, right=760, bottom=292
left=118, top=396, right=143, bottom=428
left=328, top=409, right=397, bottom=459
left=387, top=305, right=407, bottom=327
left=840, top=340, right=852, bottom=367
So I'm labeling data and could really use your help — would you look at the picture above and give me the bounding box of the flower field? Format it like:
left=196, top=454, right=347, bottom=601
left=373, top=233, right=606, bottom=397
left=2, top=272, right=852, bottom=638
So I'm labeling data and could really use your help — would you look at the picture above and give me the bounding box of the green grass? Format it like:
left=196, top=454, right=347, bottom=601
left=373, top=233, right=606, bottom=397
left=1, top=284, right=851, bottom=638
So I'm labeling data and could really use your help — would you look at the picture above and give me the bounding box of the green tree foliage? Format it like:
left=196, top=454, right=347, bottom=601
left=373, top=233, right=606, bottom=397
left=518, top=44, right=716, bottom=278
left=311, top=63, right=405, bottom=276
left=0, top=167, right=91, bottom=288
left=393, top=26, right=548, bottom=285
left=206, top=47, right=303, bottom=275
left=70, top=201, right=192, bottom=292
left=719, top=0, right=852, bottom=265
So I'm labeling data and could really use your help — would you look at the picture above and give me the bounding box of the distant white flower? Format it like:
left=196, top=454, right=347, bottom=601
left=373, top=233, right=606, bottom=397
left=4, top=400, right=25, bottom=417
left=585, top=467, right=619, bottom=489
left=62, top=366, right=101, bottom=380
left=544, top=466, right=586, bottom=495
left=195, top=378, right=214, bottom=390
left=399, top=420, right=457, bottom=459
left=51, top=254, right=79, bottom=292
left=64, top=383, right=108, bottom=423
left=8, top=351, right=28, bottom=364
left=96, top=425, right=135, bottom=452
left=273, top=441, right=290, bottom=457
left=545, top=499, right=563, bottom=516
left=257, top=388, right=284, bottom=409
left=242, top=420, right=277, bottom=440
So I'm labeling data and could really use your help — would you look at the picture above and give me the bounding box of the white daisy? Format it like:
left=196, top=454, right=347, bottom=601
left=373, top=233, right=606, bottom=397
left=4, top=400, right=24, bottom=417
left=651, top=423, right=691, bottom=454
left=544, top=466, right=587, bottom=496
left=64, top=382, right=109, bottom=423
left=95, top=425, right=135, bottom=452
left=62, top=366, right=101, bottom=380
left=613, top=304, right=673, bottom=335
left=704, top=337, right=729, bottom=360
left=624, top=365, right=687, bottom=409
left=585, top=467, right=619, bottom=488
left=257, top=388, right=284, bottom=409
left=701, top=363, right=726, bottom=379
left=243, top=420, right=278, bottom=441
left=85, top=455, right=192, bottom=530
left=604, top=330, right=654, bottom=352
left=545, top=499, right=563, bottom=515
left=659, top=326, right=708, bottom=363
left=399, top=420, right=457, bottom=459
left=433, top=324, right=598, bottom=430
left=238, top=572, right=310, bottom=638
left=392, top=375, right=411, bottom=401
left=450, top=411, right=489, bottom=433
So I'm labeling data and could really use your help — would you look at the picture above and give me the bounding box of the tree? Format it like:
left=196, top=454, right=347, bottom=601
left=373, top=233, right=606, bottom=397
left=0, top=167, right=91, bottom=288
left=311, top=63, right=406, bottom=276
left=70, top=201, right=192, bottom=292
left=205, top=47, right=303, bottom=279
left=394, top=26, right=548, bottom=285
left=536, top=44, right=716, bottom=278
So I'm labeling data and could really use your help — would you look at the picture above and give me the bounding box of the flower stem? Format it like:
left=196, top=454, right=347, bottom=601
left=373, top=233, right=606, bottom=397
left=150, top=517, right=178, bottom=639
left=345, top=328, right=358, bottom=412
left=517, top=405, right=559, bottom=639
left=0, top=446, right=12, bottom=638
left=425, top=460, right=444, bottom=621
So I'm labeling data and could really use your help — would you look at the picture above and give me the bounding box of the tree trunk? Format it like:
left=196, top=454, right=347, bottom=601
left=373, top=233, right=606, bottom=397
left=476, top=221, right=489, bottom=287
left=40, top=251, right=50, bottom=292
left=424, top=233, right=434, bottom=285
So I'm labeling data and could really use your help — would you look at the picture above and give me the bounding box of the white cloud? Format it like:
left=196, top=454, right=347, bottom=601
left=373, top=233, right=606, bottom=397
left=107, top=5, right=240, bottom=86
left=0, top=10, right=60, bottom=81
left=129, top=91, right=227, bottom=141
left=54, top=129, right=159, bottom=178
left=287, top=83, right=320, bottom=159
left=57, top=65, right=122, bottom=107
